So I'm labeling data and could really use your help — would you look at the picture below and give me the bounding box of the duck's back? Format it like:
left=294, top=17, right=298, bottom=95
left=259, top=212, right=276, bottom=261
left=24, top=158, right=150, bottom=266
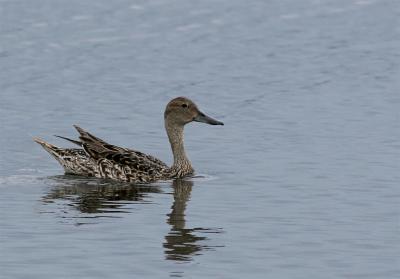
left=74, top=125, right=170, bottom=182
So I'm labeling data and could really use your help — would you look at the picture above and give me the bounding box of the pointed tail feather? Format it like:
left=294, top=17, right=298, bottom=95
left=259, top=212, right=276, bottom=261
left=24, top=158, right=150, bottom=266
left=33, top=137, right=90, bottom=175
left=53, top=135, right=82, bottom=146
left=33, top=137, right=60, bottom=153
left=33, top=137, right=67, bottom=162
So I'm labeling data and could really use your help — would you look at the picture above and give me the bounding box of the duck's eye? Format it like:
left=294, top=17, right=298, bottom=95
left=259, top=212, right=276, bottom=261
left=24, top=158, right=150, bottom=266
left=181, top=104, right=188, bottom=108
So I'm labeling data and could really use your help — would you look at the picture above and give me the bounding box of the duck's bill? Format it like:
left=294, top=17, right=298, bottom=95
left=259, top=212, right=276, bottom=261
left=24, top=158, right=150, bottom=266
left=194, top=111, right=224, bottom=125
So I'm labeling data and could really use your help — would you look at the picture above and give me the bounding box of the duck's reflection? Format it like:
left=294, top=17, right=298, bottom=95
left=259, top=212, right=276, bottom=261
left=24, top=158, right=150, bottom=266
left=42, top=176, right=223, bottom=262
left=42, top=175, right=162, bottom=215
left=164, top=179, right=223, bottom=262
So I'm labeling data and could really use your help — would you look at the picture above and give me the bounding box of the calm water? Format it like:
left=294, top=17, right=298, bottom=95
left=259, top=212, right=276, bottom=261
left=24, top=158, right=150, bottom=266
left=1, top=0, right=399, bottom=278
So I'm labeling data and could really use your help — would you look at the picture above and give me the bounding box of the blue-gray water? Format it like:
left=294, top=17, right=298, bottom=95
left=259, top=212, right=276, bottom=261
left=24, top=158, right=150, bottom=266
left=1, top=0, right=399, bottom=278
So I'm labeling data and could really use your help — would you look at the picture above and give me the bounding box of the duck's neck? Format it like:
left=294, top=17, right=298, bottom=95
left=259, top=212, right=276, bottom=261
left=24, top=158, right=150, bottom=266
left=165, top=120, right=193, bottom=177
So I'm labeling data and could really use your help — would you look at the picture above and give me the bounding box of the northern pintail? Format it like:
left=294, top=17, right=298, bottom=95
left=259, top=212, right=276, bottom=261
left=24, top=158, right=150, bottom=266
left=34, top=97, right=223, bottom=183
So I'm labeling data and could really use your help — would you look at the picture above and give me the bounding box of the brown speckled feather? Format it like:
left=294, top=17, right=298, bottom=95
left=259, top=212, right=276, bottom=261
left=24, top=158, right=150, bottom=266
left=73, top=125, right=170, bottom=182
left=33, top=138, right=97, bottom=176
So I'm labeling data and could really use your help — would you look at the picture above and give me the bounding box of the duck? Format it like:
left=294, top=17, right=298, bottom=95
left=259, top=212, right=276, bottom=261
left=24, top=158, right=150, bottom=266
left=33, top=97, right=223, bottom=183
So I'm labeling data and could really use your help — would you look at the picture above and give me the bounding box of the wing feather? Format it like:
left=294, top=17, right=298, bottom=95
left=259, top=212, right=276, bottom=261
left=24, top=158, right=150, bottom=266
left=73, top=125, right=169, bottom=181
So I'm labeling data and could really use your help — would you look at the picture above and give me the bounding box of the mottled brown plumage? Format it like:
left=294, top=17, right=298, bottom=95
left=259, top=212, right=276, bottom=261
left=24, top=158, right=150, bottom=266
left=34, top=97, right=223, bottom=183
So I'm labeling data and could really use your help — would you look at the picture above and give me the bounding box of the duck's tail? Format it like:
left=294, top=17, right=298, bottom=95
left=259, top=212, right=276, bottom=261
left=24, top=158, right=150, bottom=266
left=53, top=135, right=82, bottom=146
left=34, top=137, right=94, bottom=176
left=33, top=137, right=62, bottom=157
left=33, top=137, right=72, bottom=169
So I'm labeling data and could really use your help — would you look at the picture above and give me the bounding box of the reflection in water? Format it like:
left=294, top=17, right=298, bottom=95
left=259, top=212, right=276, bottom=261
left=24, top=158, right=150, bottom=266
left=164, top=179, right=223, bottom=262
left=42, top=175, right=162, bottom=216
left=42, top=176, right=223, bottom=262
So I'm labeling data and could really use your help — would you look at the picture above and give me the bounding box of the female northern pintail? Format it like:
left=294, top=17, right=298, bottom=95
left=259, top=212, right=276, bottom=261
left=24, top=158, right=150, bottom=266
left=34, top=97, right=223, bottom=183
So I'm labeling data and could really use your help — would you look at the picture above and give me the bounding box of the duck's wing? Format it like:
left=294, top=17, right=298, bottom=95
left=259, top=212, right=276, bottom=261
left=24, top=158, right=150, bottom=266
left=73, top=125, right=167, bottom=167
left=74, top=125, right=169, bottom=182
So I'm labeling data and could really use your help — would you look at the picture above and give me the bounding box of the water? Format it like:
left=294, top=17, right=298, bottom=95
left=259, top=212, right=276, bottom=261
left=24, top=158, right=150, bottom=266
left=1, top=0, right=399, bottom=278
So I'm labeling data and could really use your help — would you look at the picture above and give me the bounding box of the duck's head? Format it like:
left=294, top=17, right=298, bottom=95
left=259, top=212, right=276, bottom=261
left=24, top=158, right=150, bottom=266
left=164, top=97, right=224, bottom=126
